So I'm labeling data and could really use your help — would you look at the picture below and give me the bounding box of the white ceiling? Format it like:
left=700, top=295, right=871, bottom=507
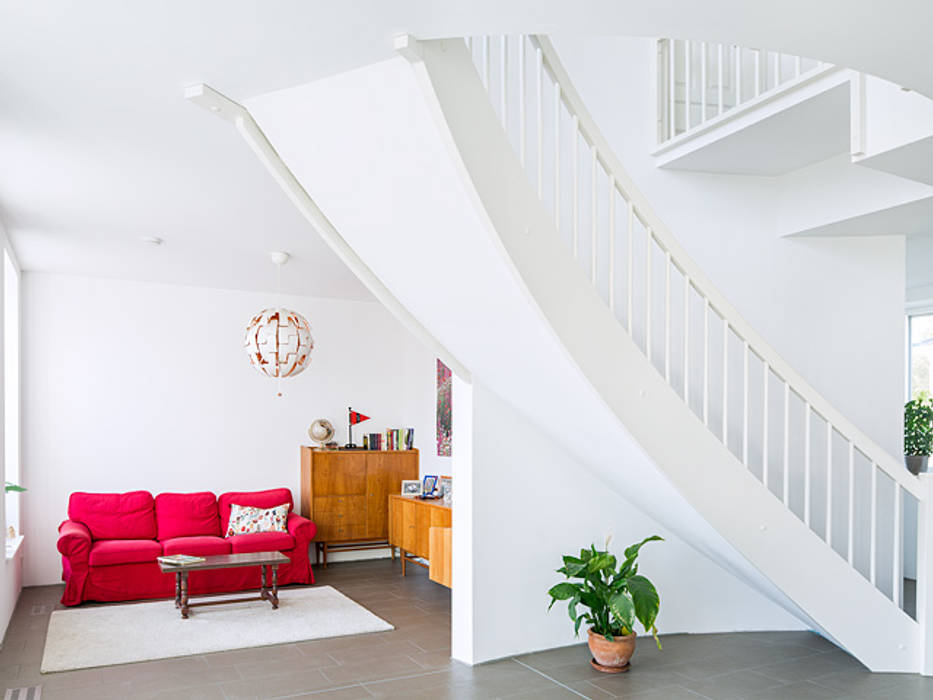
left=2, top=0, right=931, bottom=297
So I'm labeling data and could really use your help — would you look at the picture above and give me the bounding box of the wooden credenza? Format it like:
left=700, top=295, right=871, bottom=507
left=388, top=494, right=452, bottom=587
left=300, top=447, right=418, bottom=566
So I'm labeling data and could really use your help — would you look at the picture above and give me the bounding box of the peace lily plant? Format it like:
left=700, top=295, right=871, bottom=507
left=905, top=391, right=933, bottom=474
left=548, top=535, right=663, bottom=672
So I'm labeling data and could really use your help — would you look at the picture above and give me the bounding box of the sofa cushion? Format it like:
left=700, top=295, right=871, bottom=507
left=154, top=492, right=220, bottom=540
left=218, top=489, right=293, bottom=537
left=89, top=539, right=162, bottom=567
left=227, top=531, right=295, bottom=554
left=225, top=503, right=290, bottom=537
left=70, top=491, right=157, bottom=541
left=161, top=535, right=231, bottom=557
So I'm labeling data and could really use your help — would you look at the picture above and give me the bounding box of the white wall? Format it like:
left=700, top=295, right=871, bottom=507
left=552, top=36, right=906, bottom=460
left=22, top=272, right=444, bottom=585
left=458, top=381, right=803, bottom=663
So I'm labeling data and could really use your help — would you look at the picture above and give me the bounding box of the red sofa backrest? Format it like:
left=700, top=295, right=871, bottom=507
left=154, top=492, right=221, bottom=540
left=218, top=488, right=293, bottom=536
left=68, top=491, right=157, bottom=541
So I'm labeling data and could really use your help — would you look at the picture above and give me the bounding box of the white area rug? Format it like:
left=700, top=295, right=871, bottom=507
left=41, top=586, right=393, bottom=672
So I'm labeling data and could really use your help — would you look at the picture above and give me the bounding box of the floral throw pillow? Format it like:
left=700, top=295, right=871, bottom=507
left=226, top=503, right=290, bottom=537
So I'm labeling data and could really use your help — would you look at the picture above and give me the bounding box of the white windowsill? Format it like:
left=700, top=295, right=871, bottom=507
left=6, top=535, right=23, bottom=561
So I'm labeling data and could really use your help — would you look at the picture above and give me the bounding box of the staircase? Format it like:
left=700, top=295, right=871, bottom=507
left=196, top=34, right=928, bottom=672
left=431, top=34, right=922, bottom=671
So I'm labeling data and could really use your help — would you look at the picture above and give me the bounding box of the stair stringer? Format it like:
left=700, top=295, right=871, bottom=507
left=402, top=38, right=920, bottom=673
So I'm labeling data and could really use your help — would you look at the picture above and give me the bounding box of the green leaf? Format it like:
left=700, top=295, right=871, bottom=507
left=561, top=556, right=587, bottom=577
left=626, top=575, right=660, bottom=632
left=587, top=552, right=614, bottom=573
left=4, top=482, right=25, bottom=493
left=608, top=592, right=635, bottom=634
left=548, top=582, right=579, bottom=602
left=623, top=535, right=664, bottom=560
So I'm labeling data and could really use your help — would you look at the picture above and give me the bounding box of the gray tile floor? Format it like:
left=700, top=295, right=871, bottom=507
left=0, top=559, right=930, bottom=699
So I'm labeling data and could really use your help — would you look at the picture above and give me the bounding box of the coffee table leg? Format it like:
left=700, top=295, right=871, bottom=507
left=180, top=571, right=190, bottom=619
left=174, top=573, right=181, bottom=608
left=271, top=565, right=279, bottom=610
left=260, top=564, right=268, bottom=601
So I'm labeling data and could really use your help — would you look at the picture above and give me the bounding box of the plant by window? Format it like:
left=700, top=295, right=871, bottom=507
left=548, top=535, right=663, bottom=648
left=3, top=482, right=24, bottom=493
left=905, top=392, right=933, bottom=456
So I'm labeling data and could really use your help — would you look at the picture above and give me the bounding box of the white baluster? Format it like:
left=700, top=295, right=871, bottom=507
left=519, top=35, right=526, bottom=167
left=804, top=402, right=811, bottom=527
left=717, top=44, right=724, bottom=115
left=536, top=46, right=543, bottom=199
left=609, top=178, right=616, bottom=313
left=783, top=381, right=790, bottom=505
left=723, top=321, right=729, bottom=446
left=684, top=40, right=692, bottom=131
left=627, top=200, right=634, bottom=335
left=554, top=83, right=560, bottom=230
left=703, top=298, right=709, bottom=426
left=591, top=145, right=597, bottom=284
left=763, top=364, right=769, bottom=488
left=735, top=45, right=742, bottom=105
left=665, top=251, right=671, bottom=382
left=572, top=115, right=579, bottom=259
left=483, top=37, right=490, bottom=90
left=870, top=464, right=877, bottom=585
left=701, top=42, right=708, bottom=124
left=795, top=54, right=802, bottom=78
left=773, top=51, right=781, bottom=88
left=754, top=49, right=761, bottom=96
left=847, top=441, right=855, bottom=565
left=826, top=422, right=833, bottom=546
left=684, top=277, right=690, bottom=406
left=669, top=40, right=676, bottom=139
left=893, top=485, right=902, bottom=608
left=646, top=228, right=652, bottom=362
left=742, top=341, right=749, bottom=466
left=500, top=36, right=508, bottom=131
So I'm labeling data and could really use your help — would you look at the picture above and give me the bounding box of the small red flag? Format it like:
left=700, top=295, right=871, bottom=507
left=349, top=410, right=370, bottom=425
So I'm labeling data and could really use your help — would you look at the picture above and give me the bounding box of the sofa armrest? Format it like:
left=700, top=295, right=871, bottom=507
left=287, top=512, right=316, bottom=542
left=57, top=520, right=92, bottom=561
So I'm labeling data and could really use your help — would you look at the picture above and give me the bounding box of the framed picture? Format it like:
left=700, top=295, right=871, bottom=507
left=401, top=480, right=422, bottom=496
left=439, top=475, right=452, bottom=496
left=422, top=474, right=439, bottom=496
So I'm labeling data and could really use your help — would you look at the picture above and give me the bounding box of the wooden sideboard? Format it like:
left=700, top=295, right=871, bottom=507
left=388, top=494, right=452, bottom=587
left=300, top=447, right=418, bottom=566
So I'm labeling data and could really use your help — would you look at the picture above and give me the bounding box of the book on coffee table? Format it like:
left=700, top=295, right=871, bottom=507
left=157, top=554, right=206, bottom=566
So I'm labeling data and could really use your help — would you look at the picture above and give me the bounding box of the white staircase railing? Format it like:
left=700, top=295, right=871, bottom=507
left=465, top=34, right=920, bottom=615
left=656, top=38, right=833, bottom=146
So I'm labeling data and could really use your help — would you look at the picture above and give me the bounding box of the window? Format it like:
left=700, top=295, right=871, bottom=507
left=4, top=249, right=19, bottom=538
left=908, top=313, right=933, bottom=399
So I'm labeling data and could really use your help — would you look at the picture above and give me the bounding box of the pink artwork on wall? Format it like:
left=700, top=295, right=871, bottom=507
left=436, top=359, right=452, bottom=457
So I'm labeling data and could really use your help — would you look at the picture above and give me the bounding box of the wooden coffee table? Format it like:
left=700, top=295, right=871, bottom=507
left=158, top=551, right=290, bottom=619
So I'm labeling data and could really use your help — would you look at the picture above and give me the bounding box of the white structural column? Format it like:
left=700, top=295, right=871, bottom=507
left=918, top=474, right=933, bottom=675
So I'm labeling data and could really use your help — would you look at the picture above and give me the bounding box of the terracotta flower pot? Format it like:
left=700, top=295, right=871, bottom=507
left=587, top=627, right=636, bottom=673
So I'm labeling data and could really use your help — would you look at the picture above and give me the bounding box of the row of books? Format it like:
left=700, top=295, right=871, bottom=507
left=364, top=428, right=414, bottom=451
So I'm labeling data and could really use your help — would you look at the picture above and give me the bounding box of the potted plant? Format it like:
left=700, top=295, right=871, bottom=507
left=905, top=392, right=933, bottom=474
left=548, top=535, right=663, bottom=673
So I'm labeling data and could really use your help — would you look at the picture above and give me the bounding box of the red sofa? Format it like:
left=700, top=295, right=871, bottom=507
left=57, top=488, right=316, bottom=606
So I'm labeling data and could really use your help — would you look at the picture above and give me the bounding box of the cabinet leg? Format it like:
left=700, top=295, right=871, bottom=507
left=401, top=551, right=406, bottom=577
left=322, top=543, right=328, bottom=569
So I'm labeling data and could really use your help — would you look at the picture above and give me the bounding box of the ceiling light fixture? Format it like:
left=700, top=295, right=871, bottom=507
left=139, top=235, right=163, bottom=246
left=243, top=251, right=314, bottom=396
